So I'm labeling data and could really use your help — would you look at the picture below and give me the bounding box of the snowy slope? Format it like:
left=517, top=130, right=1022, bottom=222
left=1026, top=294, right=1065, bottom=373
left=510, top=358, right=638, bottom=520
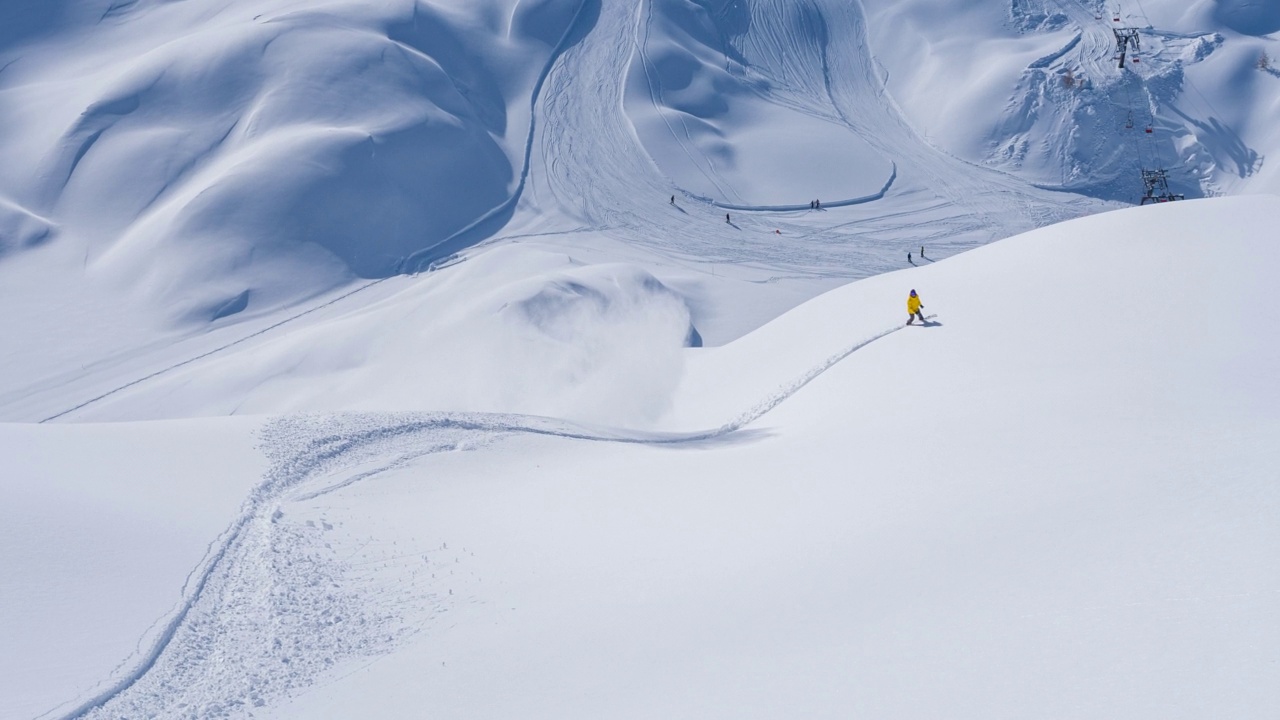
left=3, top=0, right=1280, bottom=717
left=6, top=195, right=1278, bottom=718
left=260, top=197, right=1280, bottom=718
left=0, top=0, right=1113, bottom=426
left=0, top=0, right=1127, bottom=411
left=1, top=419, right=264, bottom=720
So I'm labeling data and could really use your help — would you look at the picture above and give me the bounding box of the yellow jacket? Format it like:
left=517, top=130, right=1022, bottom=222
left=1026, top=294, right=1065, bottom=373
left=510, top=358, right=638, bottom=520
left=907, top=294, right=922, bottom=314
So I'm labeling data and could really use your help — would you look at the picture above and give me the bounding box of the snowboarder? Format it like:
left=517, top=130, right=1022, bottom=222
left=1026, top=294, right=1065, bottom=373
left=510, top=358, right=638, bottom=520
left=906, top=289, right=925, bottom=325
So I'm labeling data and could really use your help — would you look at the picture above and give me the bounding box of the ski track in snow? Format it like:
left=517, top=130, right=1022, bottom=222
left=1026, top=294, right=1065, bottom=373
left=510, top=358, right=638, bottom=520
left=55, top=314, right=933, bottom=720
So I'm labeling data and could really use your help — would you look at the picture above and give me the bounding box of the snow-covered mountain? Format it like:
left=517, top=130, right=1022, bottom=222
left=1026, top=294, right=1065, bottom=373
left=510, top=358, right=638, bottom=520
left=2, top=0, right=1278, bottom=717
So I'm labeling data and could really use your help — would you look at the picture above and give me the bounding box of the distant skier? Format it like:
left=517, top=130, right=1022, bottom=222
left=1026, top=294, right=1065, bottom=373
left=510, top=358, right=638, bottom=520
left=907, top=251, right=914, bottom=266
left=670, top=195, right=675, bottom=205
left=920, top=245, right=925, bottom=257
left=815, top=199, right=821, bottom=210
left=810, top=200, right=815, bottom=210
left=906, top=289, right=925, bottom=325
left=726, top=213, right=731, bottom=223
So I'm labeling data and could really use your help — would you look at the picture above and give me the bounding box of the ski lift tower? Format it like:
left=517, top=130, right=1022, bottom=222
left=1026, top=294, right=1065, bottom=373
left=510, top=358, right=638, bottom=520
left=1139, top=169, right=1184, bottom=205
left=1114, top=28, right=1140, bottom=68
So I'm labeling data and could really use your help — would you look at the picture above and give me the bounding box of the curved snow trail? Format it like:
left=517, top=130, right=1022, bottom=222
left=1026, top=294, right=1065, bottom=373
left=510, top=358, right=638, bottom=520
left=701, top=163, right=897, bottom=212
left=61, top=313, right=932, bottom=719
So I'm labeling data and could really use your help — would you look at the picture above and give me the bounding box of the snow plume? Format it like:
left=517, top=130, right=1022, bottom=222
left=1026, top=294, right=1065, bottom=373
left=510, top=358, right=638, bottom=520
left=501, top=264, right=694, bottom=427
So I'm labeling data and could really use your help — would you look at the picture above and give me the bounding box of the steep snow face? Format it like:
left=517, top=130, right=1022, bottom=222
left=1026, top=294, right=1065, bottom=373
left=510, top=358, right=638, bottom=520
left=0, top=0, right=591, bottom=316
left=862, top=0, right=1280, bottom=201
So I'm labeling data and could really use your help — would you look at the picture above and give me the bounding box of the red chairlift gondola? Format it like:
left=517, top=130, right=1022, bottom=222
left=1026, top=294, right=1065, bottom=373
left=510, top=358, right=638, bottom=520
left=1145, top=126, right=1153, bottom=133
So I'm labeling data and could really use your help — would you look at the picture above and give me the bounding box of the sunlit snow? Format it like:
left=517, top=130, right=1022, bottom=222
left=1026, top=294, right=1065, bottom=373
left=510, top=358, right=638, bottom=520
left=2, top=0, right=1278, bottom=718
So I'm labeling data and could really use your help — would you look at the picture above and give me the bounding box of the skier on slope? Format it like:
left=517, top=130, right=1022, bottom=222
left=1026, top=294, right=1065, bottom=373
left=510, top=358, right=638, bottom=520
left=906, top=289, right=925, bottom=325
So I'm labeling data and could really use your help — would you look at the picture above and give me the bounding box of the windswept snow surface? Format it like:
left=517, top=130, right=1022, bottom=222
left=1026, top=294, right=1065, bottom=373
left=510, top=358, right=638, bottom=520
left=4, top=196, right=1279, bottom=718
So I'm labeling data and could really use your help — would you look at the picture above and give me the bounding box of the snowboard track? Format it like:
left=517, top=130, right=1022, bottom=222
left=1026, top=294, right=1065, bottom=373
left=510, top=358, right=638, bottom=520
left=56, top=314, right=934, bottom=720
